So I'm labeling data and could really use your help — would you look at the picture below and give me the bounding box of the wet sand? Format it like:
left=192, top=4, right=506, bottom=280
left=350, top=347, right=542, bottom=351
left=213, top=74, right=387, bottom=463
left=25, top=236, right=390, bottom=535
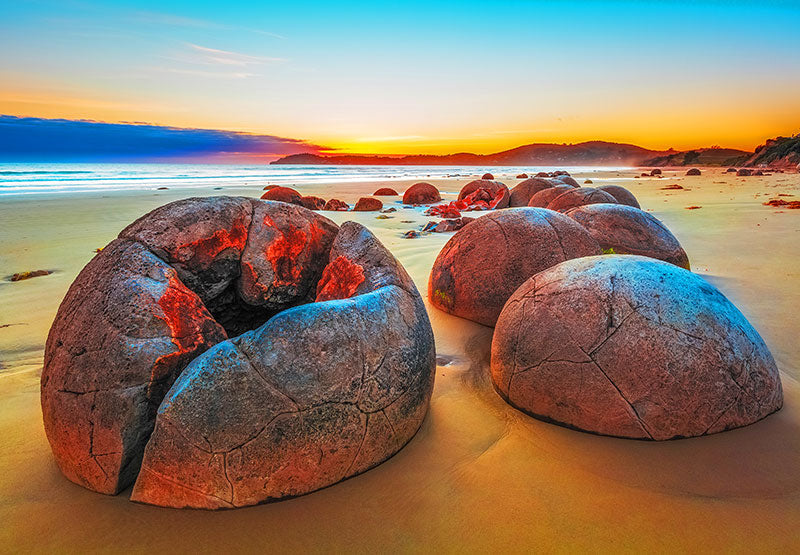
left=1, top=169, right=799, bottom=551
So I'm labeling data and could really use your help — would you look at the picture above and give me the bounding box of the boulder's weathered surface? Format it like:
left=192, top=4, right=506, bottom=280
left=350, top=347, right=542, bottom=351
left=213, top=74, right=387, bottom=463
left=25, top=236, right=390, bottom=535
left=428, top=208, right=600, bottom=326
left=353, top=197, right=383, bottom=211
left=403, top=182, right=441, bottom=205
left=554, top=175, right=580, bottom=187
left=516, top=173, right=528, bottom=179
left=299, top=196, right=326, bottom=210
left=260, top=187, right=303, bottom=205
left=527, top=185, right=577, bottom=208
left=508, top=178, right=556, bottom=207
left=373, top=187, right=399, bottom=196
left=131, top=222, right=435, bottom=509
left=650, top=169, right=662, bottom=176
left=686, top=168, right=702, bottom=176
left=491, top=255, right=783, bottom=440
left=323, top=198, right=350, bottom=211
left=458, top=179, right=510, bottom=209
left=566, top=203, right=690, bottom=269
left=737, top=168, right=752, bottom=176
left=597, top=185, right=641, bottom=209
left=481, top=173, right=494, bottom=180
left=546, top=187, right=618, bottom=212
left=43, top=197, right=433, bottom=505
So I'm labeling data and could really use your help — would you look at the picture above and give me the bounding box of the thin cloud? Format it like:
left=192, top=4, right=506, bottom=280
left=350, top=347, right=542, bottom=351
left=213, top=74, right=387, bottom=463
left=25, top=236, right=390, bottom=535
left=187, top=44, right=285, bottom=66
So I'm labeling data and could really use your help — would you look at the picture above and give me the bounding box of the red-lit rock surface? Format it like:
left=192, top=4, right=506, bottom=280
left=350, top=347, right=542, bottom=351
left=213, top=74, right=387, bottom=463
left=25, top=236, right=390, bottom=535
left=131, top=221, right=435, bottom=509
left=402, top=182, right=442, bottom=205
left=353, top=197, right=383, bottom=211
left=491, top=255, right=783, bottom=439
left=597, top=185, right=641, bottom=209
left=373, top=187, right=399, bottom=196
left=527, top=184, right=575, bottom=208
left=423, top=217, right=475, bottom=233
left=299, top=196, right=326, bottom=210
left=508, top=178, right=558, bottom=207
left=426, top=187, right=507, bottom=218
left=481, top=173, right=494, bottom=180
left=260, top=186, right=303, bottom=205
left=42, top=197, right=435, bottom=507
left=322, top=198, right=349, bottom=211
left=428, top=208, right=600, bottom=326
left=546, top=187, right=618, bottom=212
left=457, top=179, right=510, bottom=209
left=566, top=203, right=690, bottom=269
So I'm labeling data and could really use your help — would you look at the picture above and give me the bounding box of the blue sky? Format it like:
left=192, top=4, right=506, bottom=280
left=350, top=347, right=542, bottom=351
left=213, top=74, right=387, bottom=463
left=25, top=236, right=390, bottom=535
left=1, top=0, right=799, bottom=158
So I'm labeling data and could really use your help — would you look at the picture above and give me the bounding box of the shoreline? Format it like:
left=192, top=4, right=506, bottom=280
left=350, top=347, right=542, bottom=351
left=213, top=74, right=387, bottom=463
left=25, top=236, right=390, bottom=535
left=1, top=167, right=799, bottom=550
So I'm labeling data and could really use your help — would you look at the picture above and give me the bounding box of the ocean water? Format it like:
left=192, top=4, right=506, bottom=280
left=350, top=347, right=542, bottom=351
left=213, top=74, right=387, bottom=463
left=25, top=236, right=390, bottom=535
left=0, top=162, right=627, bottom=196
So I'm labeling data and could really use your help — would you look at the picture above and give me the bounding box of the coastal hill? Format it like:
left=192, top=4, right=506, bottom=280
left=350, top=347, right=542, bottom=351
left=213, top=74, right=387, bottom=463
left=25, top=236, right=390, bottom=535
left=640, top=147, right=750, bottom=167
left=270, top=141, right=676, bottom=166
left=742, top=135, right=800, bottom=169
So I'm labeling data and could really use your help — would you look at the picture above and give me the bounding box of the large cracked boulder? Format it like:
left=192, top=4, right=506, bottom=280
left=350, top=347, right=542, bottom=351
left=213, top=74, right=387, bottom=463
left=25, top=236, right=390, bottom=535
left=458, top=179, right=510, bottom=209
left=42, top=197, right=435, bottom=506
left=491, top=255, right=783, bottom=440
left=566, top=204, right=690, bottom=269
left=508, top=178, right=557, bottom=207
left=546, top=187, right=618, bottom=212
left=428, top=208, right=600, bottom=327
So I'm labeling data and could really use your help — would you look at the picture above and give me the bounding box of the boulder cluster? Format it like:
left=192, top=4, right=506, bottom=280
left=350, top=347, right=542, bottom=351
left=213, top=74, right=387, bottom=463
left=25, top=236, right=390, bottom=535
left=427, top=173, right=783, bottom=440
left=42, top=197, right=435, bottom=509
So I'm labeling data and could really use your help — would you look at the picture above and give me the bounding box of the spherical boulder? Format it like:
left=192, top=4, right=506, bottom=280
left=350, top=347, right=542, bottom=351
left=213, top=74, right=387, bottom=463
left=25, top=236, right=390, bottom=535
left=458, top=179, right=510, bottom=209
left=597, top=185, right=640, bottom=209
left=737, top=168, right=752, bottom=176
left=403, top=182, right=441, bottom=205
left=428, top=208, right=600, bottom=326
left=373, top=187, right=398, bottom=196
left=686, top=168, right=702, bottom=176
left=527, top=185, right=574, bottom=208
left=491, top=255, right=783, bottom=440
left=353, top=197, right=383, bottom=211
left=323, top=198, right=349, bottom=211
left=726, top=167, right=738, bottom=173
left=566, top=203, right=690, bottom=269
left=554, top=175, right=580, bottom=187
left=508, top=178, right=556, bottom=207
left=481, top=172, right=494, bottom=180
left=261, top=186, right=303, bottom=205
left=42, top=197, right=435, bottom=508
left=299, top=195, right=326, bottom=210
left=546, top=187, right=618, bottom=212
left=650, top=169, right=662, bottom=176
left=516, top=173, right=528, bottom=179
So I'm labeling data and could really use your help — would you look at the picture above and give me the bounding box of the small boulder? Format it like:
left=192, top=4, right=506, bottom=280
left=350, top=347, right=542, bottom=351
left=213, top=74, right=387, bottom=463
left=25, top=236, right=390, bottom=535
left=428, top=208, right=600, bottom=326
left=508, top=178, right=556, bottom=207
left=323, top=199, right=350, bottom=211
left=597, top=185, right=640, bottom=209
left=566, top=203, right=690, bottom=269
left=458, top=179, right=510, bottom=209
left=373, top=187, right=398, bottom=196
left=481, top=173, right=494, bottom=180
left=353, top=197, right=383, bottom=211
left=261, top=186, right=303, bottom=205
left=10, top=269, right=51, bottom=282
left=546, top=187, right=618, bottom=212
left=726, top=168, right=738, bottom=173
left=299, top=196, right=326, bottom=210
left=403, top=182, right=442, bottom=205
left=535, top=172, right=551, bottom=178
left=650, top=169, right=662, bottom=176
left=516, top=173, right=529, bottom=179
left=491, top=255, right=783, bottom=440
left=737, top=168, right=752, bottom=176
left=686, top=168, right=702, bottom=176
left=426, top=217, right=475, bottom=233
left=527, top=185, right=575, bottom=208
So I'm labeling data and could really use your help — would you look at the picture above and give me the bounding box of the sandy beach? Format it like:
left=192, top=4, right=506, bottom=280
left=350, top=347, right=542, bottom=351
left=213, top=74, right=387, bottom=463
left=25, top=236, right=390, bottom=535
left=1, top=168, right=799, bottom=551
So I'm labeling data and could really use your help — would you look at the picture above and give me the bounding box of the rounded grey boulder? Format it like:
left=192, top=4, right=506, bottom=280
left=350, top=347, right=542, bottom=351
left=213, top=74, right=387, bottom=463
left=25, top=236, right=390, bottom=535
left=491, top=255, right=783, bottom=440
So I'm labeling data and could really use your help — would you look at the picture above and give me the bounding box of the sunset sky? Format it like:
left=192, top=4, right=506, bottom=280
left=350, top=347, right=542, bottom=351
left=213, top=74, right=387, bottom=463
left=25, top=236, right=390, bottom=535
left=2, top=0, right=799, bottom=159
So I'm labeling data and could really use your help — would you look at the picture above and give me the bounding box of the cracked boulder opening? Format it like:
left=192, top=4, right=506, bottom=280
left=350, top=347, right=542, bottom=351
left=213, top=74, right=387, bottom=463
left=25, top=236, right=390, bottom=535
left=41, top=197, right=436, bottom=507
left=490, top=255, right=784, bottom=440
